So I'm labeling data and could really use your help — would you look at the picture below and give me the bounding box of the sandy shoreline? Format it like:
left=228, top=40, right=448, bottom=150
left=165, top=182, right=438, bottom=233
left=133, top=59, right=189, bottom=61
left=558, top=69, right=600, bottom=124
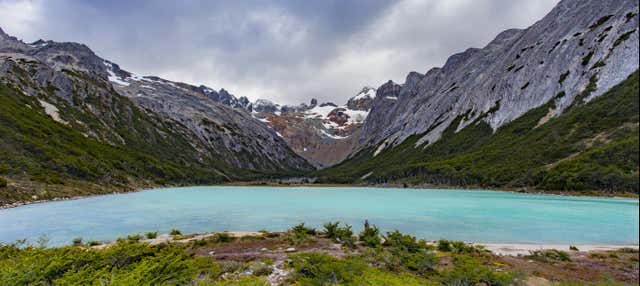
left=92, top=230, right=639, bottom=256
left=479, top=243, right=639, bottom=256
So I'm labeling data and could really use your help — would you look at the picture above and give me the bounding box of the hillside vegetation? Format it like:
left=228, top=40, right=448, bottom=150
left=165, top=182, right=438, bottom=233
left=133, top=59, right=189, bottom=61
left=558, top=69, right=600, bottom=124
left=0, top=84, right=297, bottom=205
left=1, top=224, right=637, bottom=285
left=317, top=71, right=639, bottom=194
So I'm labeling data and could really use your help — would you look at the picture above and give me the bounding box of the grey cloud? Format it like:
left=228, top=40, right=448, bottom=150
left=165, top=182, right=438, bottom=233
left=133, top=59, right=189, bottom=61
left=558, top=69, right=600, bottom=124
left=0, top=0, right=557, bottom=104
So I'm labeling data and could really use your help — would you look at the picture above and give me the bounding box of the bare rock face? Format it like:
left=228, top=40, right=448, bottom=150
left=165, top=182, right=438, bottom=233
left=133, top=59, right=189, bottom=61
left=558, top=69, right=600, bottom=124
left=346, top=87, right=376, bottom=111
left=254, top=87, right=376, bottom=168
left=0, top=28, right=312, bottom=173
left=360, top=0, right=639, bottom=152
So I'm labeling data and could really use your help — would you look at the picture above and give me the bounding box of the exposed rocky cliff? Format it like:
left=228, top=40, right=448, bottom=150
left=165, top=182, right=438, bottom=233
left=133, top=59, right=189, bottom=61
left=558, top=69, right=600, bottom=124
left=253, top=88, right=376, bottom=168
left=360, top=0, right=639, bottom=152
left=0, top=27, right=311, bottom=180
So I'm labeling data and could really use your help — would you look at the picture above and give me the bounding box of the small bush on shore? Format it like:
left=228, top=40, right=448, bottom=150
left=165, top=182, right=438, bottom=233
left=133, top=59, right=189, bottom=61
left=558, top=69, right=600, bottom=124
left=437, top=239, right=452, bottom=252
left=145, top=231, right=158, bottom=239
left=528, top=249, right=571, bottom=263
left=87, top=240, right=101, bottom=246
left=289, top=223, right=317, bottom=243
left=0, top=176, right=7, bottom=188
left=323, top=222, right=356, bottom=247
left=213, top=232, right=234, bottom=243
left=170, top=229, right=182, bottom=235
left=359, top=221, right=381, bottom=247
left=71, top=237, right=82, bottom=246
left=126, top=234, right=142, bottom=242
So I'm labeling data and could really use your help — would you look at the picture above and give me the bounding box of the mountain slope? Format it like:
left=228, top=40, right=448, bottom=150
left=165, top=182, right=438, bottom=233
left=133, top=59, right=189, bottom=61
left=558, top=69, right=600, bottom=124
left=0, top=28, right=311, bottom=206
left=360, top=0, right=637, bottom=150
left=317, top=71, right=638, bottom=193
left=256, top=87, right=376, bottom=168
left=318, top=0, right=639, bottom=194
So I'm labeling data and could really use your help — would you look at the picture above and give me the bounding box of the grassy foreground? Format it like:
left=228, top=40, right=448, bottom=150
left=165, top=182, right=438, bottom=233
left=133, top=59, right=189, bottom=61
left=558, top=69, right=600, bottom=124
left=1, top=223, right=637, bottom=285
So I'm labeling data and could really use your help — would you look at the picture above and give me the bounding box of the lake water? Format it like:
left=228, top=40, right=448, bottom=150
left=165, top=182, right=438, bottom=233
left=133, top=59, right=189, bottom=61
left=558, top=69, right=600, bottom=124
left=0, top=186, right=638, bottom=246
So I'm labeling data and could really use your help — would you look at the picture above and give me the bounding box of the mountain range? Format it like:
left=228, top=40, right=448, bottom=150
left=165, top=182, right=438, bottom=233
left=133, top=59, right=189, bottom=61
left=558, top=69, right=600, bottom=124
left=0, top=0, right=638, bottom=206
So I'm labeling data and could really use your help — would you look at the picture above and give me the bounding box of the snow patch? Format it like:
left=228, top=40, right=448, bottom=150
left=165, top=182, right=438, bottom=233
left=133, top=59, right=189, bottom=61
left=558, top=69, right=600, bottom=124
left=385, top=96, right=398, bottom=100
left=353, top=87, right=376, bottom=100
left=321, top=130, right=349, bottom=140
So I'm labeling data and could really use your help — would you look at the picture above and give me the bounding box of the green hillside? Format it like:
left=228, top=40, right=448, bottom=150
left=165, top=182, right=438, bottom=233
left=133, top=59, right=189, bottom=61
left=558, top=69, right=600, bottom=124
left=0, top=84, right=294, bottom=205
left=317, top=71, right=639, bottom=194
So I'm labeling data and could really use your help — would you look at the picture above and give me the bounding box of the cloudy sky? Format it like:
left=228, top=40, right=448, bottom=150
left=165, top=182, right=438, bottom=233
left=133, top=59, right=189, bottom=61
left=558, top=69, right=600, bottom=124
left=0, top=0, right=558, bottom=105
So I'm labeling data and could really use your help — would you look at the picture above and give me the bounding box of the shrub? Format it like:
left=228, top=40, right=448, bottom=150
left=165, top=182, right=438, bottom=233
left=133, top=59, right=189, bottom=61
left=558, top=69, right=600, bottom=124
left=323, top=222, right=340, bottom=239
left=323, top=222, right=356, bottom=247
left=0, top=239, right=223, bottom=285
left=528, top=249, right=571, bottom=263
left=439, top=255, right=521, bottom=285
left=569, top=245, right=579, bottom=251
left=145, top=231, right=158, bottom=239
left=213, top=232, right=234, bottom=243
left=358, top=221, right=381, bottom=248
left=0, top=176, right=7, bottom=188
left=219, top=260, right=246, bottom=273
left=127, top=234, right=142, bottom=242
left=289, top=223, right=316, bottom=243
left=383, top=230, right=423, bottom=252
left=170, top=229, right=182, bottom=235
left=251, top=264, right=273, bottom=276
left=288, top=253, right=367, bottom=285
left=71, top=237, right=83, bottom=246
left=87, top=241, right=101, bottom=246
left=437, top=240, right=452, bottom=252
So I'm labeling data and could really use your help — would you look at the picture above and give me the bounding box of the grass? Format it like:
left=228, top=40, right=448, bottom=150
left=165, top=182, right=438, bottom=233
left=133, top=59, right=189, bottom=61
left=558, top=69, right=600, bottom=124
left=316, top=71, right=639, bottom=194
left=0, top=223, right=636, bottom=285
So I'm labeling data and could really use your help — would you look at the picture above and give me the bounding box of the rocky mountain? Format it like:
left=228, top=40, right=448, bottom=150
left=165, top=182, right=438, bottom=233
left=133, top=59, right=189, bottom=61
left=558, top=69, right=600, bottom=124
left=359, top=0, right=638, bottom=151
left=249, top=88, right=376, bottom=168
left=318, top=0, right=639, bottom=193
left=0, top=27, right=311, bottom=205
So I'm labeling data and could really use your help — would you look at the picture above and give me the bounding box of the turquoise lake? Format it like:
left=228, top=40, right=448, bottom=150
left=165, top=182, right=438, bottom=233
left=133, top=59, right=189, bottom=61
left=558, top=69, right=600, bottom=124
left=0, top=186, right=638, bottom=246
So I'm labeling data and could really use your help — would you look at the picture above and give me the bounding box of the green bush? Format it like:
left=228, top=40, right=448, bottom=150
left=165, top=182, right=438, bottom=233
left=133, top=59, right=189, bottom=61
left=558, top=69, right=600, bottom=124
left=145, top=231, right=158, bottom=239
left=71, top=237, right=83, bottom=246
left=213, top=232, right=234, bottom=243
left=439, top=255, right=521, bottom=286
left=127, top=234, right=142, bottom=242
left=0, top=176, right=7, bottom=188
left=383, top=230, right=426, bottom=252
left=251, top=264, right=273, bottom=276
left=0, top=240, right=222, bottom=285
left=323, top=222, right=356, bottom=247
left=87, top=241, right=101, bottom=246
left=437, top=240, right=452, bottom=252
left=323, top=221, right=340, bottom=239
left=288, top=253, right=367, bottom=284
left=170, top=229, right=182, bottom=235
left=358, top=221, right=381, bottom=248
left=289, top=223, right=317, bottom=243
left=527, top=249, right=571, bottom=263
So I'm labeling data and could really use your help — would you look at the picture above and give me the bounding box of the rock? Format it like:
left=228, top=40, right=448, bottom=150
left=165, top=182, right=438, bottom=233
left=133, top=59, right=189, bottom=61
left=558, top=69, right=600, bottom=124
left=285, top=247, right=296, bottom=252
left=359, top=0, right=639, bottom=149
left=0, top=27, right=313, bottom=173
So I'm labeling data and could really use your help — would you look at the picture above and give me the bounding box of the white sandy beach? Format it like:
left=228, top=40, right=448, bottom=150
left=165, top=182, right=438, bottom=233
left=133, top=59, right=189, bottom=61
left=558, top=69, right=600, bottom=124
left=478, top=243, right=639, bottom=256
